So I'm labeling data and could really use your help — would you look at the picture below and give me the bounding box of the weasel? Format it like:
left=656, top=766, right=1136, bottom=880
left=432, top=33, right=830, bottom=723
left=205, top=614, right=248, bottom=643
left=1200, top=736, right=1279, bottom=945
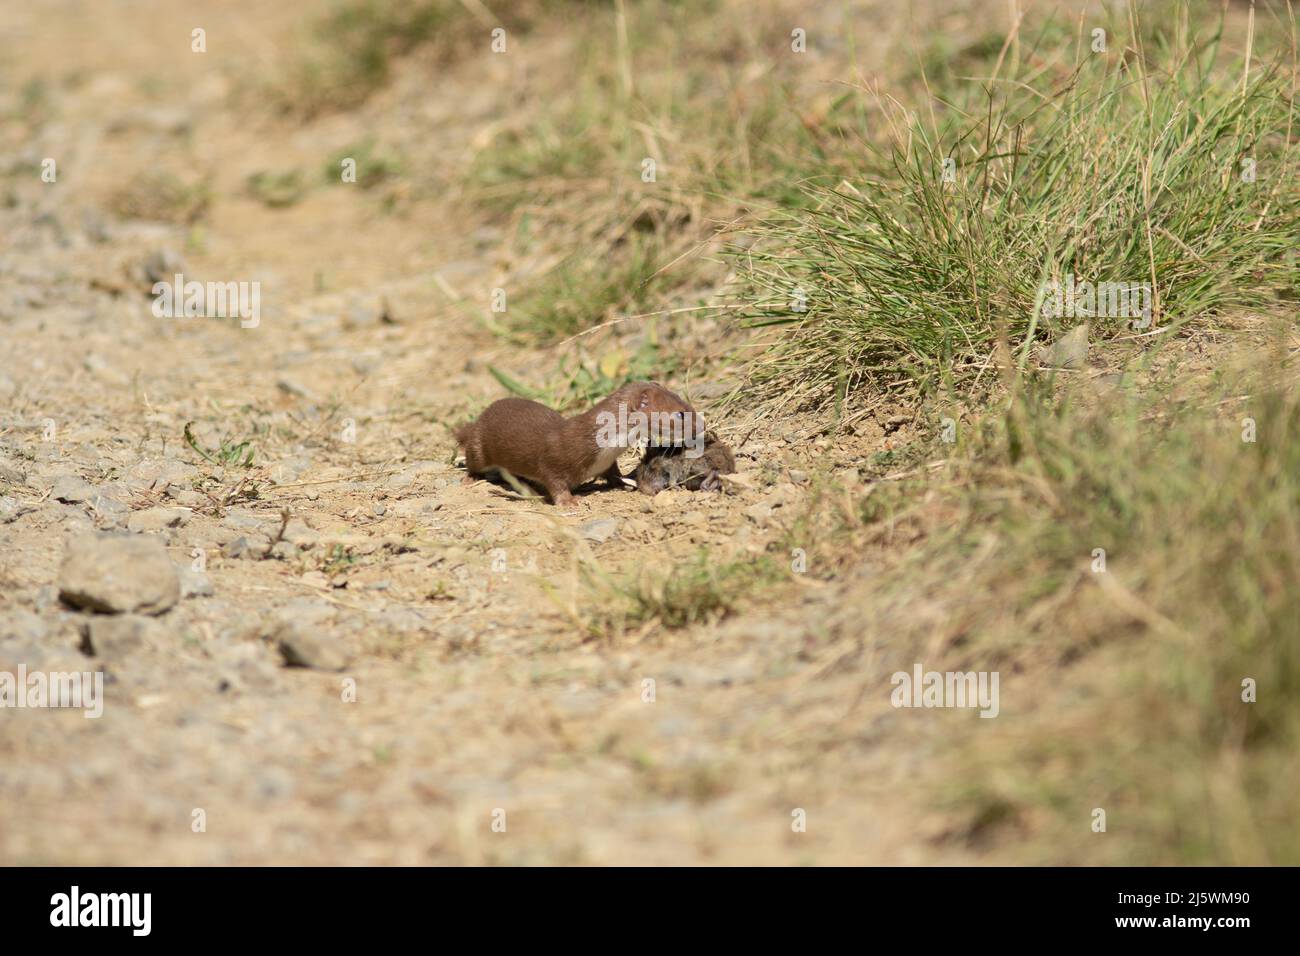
left=455, top=382, right=701, bottom=506
left=633, top=431, right=735, bottom=495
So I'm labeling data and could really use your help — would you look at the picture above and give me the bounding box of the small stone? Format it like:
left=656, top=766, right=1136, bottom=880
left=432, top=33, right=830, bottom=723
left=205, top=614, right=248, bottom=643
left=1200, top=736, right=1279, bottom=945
left=179, top=568, right=214, bottom=598
left=579, top=518, right=619, bottom=543
left=59, top=533, right=181, bottom=615
left=124, top=458, right=199, bottom=492
left=164, top=485, right=207, bottom=508
left=79, top=614, right=157, bottom=657
left=1, top=610, right=52, bottom=644
left=269, top=540, right=296, bottom=561
left=141, top=248, right=186, bottom=286
left=0, top=495, right=33, bottom=523
left=222, top=537, right=253, bottom=559
left=276, top=378, right=315, bottom=400
left=385, top=461, right=439, bottom=492
left=51, top=475, right=96, bottom=503
left=276, top=624, right=350, bottom=671
left=127, top=506, right=190, bottom=533
left=1037, top=323, right=1090, bottom=369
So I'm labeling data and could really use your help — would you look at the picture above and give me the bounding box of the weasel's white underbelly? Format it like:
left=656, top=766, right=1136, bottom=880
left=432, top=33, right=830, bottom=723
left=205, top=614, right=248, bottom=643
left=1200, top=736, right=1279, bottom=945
left=582, top=445, right=623, bottom=483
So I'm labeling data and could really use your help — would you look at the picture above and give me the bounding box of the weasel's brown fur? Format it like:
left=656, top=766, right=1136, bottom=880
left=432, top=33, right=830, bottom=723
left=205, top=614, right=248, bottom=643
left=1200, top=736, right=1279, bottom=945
left=455, top=382, right=700, bottom=506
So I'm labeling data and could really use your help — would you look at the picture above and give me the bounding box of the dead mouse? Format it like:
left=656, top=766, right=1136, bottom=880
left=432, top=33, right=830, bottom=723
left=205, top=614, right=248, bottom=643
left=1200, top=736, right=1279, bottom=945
left=455, top=381, right=702, bottom=506
left=633, top=431, right=735, bottom=495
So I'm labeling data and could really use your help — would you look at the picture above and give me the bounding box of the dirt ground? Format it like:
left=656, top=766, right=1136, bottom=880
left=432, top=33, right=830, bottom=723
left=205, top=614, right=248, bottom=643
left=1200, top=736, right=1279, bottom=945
left=0, top=1, right=1143, bottom=865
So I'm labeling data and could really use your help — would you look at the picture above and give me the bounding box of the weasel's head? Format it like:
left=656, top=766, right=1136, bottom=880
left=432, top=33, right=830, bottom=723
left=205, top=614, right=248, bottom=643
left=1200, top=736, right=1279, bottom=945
left=627, top=382, right=705, bottom=452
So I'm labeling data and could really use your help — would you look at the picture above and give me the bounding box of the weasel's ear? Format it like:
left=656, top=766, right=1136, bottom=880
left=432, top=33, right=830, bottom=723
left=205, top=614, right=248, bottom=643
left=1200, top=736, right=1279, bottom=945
left=637, top=387, right=654, bottom=410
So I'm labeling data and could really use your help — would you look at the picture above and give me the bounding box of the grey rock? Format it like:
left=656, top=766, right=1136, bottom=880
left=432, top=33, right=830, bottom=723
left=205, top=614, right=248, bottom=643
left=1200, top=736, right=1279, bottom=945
left=580, top=518, right=619, bottom=543
left=275, top=378, right=315, bottom=400
left=218, top=510, right=269, bottom=532
left=1037, top=323, right=1090, bottom=370
left=1, top=610, right=51, bottom=644
left=79, top=614, right=158, bottom=657
left=58, top=533, right=181, bottom=615
left=0, top=495, right=33, bottom=523
left=282, top=519, right=318, bottom=549
left=385, top=460, right=439, bottom=491
left=88, top=494, right=130, bottom=520
left=51, top=475, right=96, bottom=503
left=141, top=249, right=186, bottom=286
left=178, top=568, right=214, bottom=598
left=33, top=584, right=60, bottom=612
left=268, top=540, right=296, bottom=561
left=124, top=458, right=199, bottom=492
left=164, top=485, right=207, bottom=508
left=221, top=536, right=254, bottom=559
left=276, top=623, right=350, bottom=671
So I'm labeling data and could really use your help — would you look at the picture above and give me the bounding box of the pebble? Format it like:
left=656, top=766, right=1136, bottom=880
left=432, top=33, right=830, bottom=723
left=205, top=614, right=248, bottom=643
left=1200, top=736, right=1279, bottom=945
left=179, top=568, right=214, bottom=598
left=276, top=623, right=350, bottom=671
left=79, top=614, right=158, bottom=657
left=580, top=518, right=619, bottom=543
left=51, top=475, right=97, bottom=503
left=58, top=532, right=181, bottom=615
left=1, top=495, right=33, bottom=523
left=127, top=506, right=190, bottom=533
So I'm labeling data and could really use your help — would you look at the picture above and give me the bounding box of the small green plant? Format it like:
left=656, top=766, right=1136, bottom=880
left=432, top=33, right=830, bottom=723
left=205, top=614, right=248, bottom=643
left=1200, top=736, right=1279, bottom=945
left=183, top=422, right=255, bottom=468
left=583, top=549, right=778, bottom=636
left=488, top=338, right=677, bottom=411
left=247, top=169, right=309, bottom=208
left=323, top=139, right=404, bottom=189
left=321, top=544, right=359, bottom=576
left=508, top=234, right=671, bottom=344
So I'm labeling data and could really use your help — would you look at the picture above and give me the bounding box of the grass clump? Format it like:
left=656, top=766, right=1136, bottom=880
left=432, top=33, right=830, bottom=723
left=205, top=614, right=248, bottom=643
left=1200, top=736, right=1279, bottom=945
left=273, top=0, right=573, bottom=118
left=582, top=549, right=779, bottom=636
left=510, top=234, right=670, bottom=343
left=887, top=339, right=1300, bottom=863
left=736, top=5, right=1299, bottom=412
left=246, top=169, right=309, bottom=208
left=108, top=170, right=211, bottom=224
left=323, top=139, right=405, bottom=189
left=273, top=0, right=463, bottom=118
